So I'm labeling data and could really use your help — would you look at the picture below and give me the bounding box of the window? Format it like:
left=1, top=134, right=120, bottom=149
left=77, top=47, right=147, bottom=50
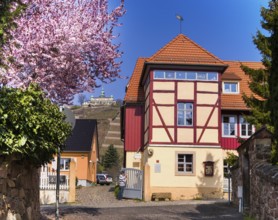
left=197, top=72, right=206, bottom=80
left=60, top=158, right=70, bottom=171
left=222, top=115, right=236, bottom=136
left=240, top=116, right=253, bottom=137
left=177, top=103, right=193, bottom=126
left=223, top=82, right=239, bottom=94
left=176, top=71, right=186, bottom=79
left=187, top=72, right=196, bottom=80
left=153, top=70, right=218, bottom=81
left=154, top=71, right=164, bottom=79
left=176, top=152, right=195, bottom=175
left=165, top=71, right=175, bottom=79
left=208, top=72, right=218, bottom=80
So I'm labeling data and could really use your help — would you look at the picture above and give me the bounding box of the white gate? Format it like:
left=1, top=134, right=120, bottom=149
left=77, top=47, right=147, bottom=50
left=122, top=168, right=143, bottom=200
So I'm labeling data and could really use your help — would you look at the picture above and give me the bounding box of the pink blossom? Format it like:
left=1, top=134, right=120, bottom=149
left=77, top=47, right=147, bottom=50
left=1, top=0, right=125, bottom=104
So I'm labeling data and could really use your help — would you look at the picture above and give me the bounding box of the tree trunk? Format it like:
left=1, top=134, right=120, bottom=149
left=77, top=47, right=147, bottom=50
left=0, top=155, right=41, bottom=220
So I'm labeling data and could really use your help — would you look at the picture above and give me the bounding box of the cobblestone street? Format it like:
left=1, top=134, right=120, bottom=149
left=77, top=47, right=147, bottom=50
left=41, top=185, right=243, bottom=220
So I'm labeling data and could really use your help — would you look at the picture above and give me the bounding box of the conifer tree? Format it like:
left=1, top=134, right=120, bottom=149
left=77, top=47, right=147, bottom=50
left=103, top=144, right=120, bottom=170
left=242, top=0, right=278, bottom=163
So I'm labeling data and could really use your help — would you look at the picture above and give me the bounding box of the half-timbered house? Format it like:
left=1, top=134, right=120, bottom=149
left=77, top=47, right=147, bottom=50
left=121, top=34, right=262, bottom=200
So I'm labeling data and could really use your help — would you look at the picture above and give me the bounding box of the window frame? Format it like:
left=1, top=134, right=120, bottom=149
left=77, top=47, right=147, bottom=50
left=153, top=70, right=218, bottom=81
left=175, top=151, right=196, bottom=176
left=222, top=115, right=237, bottom=137
left=177, top=102, right=194, bottom=127
left=239, top=116, right=254, bottom=138
left=222, top=81, right=239, bottom=94
left=60, top=158, right=71, bottom=171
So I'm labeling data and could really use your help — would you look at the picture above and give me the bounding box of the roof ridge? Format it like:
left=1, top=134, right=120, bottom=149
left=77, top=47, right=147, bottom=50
left=147, top=34, right=225, bottom=64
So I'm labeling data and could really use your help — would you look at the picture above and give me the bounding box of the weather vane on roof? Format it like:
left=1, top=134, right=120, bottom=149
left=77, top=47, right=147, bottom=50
left=176, top=14, right=184, bottom=34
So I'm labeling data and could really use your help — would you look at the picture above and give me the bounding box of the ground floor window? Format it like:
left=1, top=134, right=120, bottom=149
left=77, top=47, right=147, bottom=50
left=175, top=152, right=195, bottom=175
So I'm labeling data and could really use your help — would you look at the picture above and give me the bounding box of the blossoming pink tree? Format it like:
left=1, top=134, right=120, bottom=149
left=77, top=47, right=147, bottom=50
left=1, top=0, right=125, bottom=103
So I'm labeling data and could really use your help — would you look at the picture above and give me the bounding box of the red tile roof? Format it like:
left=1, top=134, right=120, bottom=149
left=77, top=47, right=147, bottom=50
left=221, top=61, right=263, bottom=110
left=124, top=34, right=264, bottom=110
left=124, top=58, right=146, bottom=103
left=147, top=34, right=225, bottom=65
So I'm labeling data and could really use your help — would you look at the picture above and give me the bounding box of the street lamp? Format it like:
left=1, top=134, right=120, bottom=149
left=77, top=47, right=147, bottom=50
left=176, top=14, right=184, bottom=34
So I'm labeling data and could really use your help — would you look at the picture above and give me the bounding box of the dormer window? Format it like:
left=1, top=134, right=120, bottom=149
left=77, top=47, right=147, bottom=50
left=223, top=82, right=239, bottom=94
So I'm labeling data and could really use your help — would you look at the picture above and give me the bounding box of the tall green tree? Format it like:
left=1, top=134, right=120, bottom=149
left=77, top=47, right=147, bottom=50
left=103, top=144, right=120, bottom=170
left=242, top=0, right=278, bottom=163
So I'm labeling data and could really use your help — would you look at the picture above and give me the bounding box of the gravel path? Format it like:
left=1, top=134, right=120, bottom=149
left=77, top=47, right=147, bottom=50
left=75, top=185, right=227, bottom=207
left=41, top=185, right=235, bottom=219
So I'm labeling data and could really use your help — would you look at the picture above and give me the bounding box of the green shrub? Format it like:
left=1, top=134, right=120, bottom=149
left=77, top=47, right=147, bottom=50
left=114, top=185, right=119, bottom=198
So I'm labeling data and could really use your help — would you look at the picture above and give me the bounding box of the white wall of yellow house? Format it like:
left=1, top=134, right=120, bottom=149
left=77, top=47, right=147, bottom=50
left=197, top=83, right=218, bottom=92
left=153, top=82, right=175, bottom=91
left=177, top=82, right=194, bottom=99
left=125, top=152, right=142, bottom=169
left=152, top=128, right=170, bottom=142
left=146, top=146, right=223, bottom=188
left=197, top=93, right=218, bottom=105
left=177, top=128, right=194, bottom=142
left=197, top=107, right=218, bottom=127
left=153, top=93, right=175, bottom=104
left=153, top=106, right=174, bottom=126
left=196, top=128, right=219, bottom=143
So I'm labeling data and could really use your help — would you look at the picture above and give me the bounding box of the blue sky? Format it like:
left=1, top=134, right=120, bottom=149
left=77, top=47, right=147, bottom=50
left=75, top=0, right=268, bottom=104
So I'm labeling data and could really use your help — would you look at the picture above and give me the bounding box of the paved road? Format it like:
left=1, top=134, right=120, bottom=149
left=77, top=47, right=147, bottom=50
left=41, top=185, right=243, bottom=220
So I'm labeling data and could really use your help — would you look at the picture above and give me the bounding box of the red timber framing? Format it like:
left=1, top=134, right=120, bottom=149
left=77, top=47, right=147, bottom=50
left=197, top=98, right=219, bottom=143
left=148, top=73, right=221, bottom=146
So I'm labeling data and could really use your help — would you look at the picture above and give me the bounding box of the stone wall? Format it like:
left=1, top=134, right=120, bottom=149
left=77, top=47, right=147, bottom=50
left=231, top=164, right=241, bottom=206
left=232, top=128, right=278, bottom=220
left=0, top=155, right=40, bottom=220
left=249, top=162, right=278, bottom=220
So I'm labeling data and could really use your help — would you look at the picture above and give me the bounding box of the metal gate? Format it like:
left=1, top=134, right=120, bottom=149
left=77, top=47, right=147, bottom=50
left=122, top=168, right=143, bottom=200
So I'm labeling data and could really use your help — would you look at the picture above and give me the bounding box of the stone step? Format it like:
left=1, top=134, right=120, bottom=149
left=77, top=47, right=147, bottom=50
left=106, top=133, right=120, bottom=138
left=105, top=136, right=121, bottom=140
left=109, top=126, right=121, bottom=132
left=110, top=122, right=120, bottom=126
left=107, top=130, right=121, bottom=134
left=102, top=144, right=123, bottom=149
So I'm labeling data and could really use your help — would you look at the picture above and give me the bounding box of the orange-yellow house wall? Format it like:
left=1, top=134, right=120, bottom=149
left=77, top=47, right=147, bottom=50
left=60, top=131, right=98, bottom=183
left=60, top=152, right=89, bottom=180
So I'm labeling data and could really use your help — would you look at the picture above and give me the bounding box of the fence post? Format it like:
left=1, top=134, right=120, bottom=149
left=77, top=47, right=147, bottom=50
left=143, top=163, right=151, bottom=201
left=68, top=159, right=76, bottom=203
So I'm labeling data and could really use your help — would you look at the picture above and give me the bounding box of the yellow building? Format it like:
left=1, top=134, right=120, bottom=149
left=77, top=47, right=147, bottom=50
left=51, top=119, right=99, bottom=186
left=122, top=34, right=261, bottom=200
